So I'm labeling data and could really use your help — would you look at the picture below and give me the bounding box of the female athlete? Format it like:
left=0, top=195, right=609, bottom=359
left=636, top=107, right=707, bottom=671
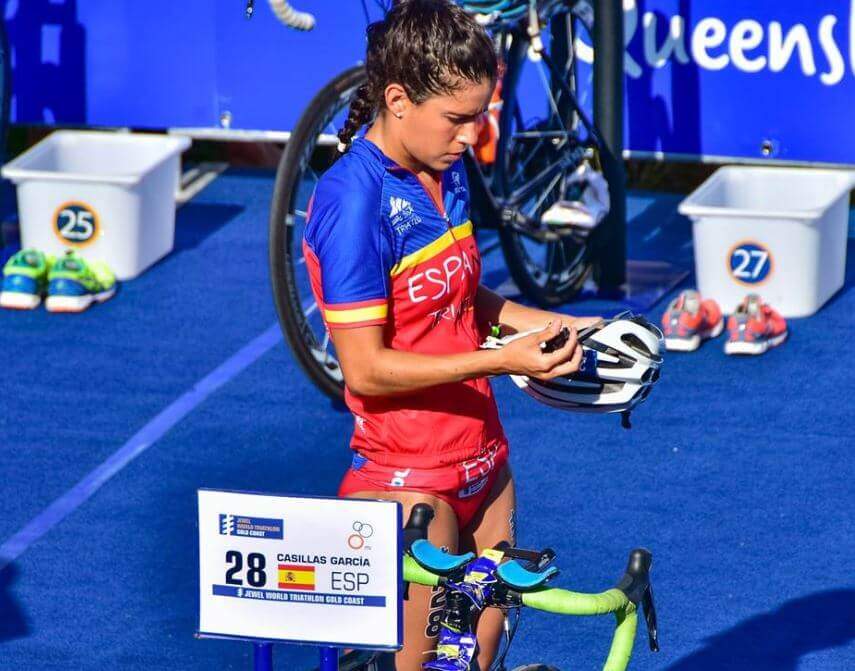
left=302, top=1, right=600, bottom=668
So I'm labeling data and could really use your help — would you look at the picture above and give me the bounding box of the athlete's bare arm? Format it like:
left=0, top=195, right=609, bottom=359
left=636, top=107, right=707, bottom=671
left=330, top=321, right=582, bottom=397
left=475, top=284, right=603, bottom=334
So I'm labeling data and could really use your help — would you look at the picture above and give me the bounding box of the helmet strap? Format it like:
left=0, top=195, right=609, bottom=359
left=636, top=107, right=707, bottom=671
left=621, top=411, right=632, bottom=430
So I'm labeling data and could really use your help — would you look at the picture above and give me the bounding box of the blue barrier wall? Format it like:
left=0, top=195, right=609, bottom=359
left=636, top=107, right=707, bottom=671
left=615, top=0, right=855, bottom=163
left=7, top=0, right=855, bottom=164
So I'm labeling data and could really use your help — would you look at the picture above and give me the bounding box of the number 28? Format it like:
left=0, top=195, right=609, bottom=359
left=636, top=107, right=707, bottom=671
left=225, top=550, right=267, bottom=587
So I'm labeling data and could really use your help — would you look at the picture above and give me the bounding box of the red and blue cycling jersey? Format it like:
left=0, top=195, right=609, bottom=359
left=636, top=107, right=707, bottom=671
left=303, top=137, right=507, bottom=470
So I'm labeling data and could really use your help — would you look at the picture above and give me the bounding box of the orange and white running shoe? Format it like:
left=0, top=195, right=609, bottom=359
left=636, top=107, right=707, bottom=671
left=724, top=294, right=788, bottom=355
left=661, top=290, right=724, bottom=352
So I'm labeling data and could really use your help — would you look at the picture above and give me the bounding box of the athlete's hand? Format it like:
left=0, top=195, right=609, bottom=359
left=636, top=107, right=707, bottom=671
left=498, top=320, right=583, bottom=380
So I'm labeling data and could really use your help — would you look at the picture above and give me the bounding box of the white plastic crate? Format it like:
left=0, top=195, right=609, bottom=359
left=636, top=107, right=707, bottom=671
left=678, top=166, right=854, bottom=317
left=2, top=130, right=191, bottom=280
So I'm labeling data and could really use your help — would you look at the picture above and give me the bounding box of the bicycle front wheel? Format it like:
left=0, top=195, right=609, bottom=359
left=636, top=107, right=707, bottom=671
left=269, top=65, right=366, bottom=401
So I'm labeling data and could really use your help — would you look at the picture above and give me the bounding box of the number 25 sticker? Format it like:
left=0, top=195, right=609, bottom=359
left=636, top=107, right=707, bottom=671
left=728, top=241, right=773, bottom=285
left=53, top=201, right=100, bottom=247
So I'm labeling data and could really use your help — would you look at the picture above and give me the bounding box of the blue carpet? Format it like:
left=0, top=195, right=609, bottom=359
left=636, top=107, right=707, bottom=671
left=0, top=170, right=852, bottom=670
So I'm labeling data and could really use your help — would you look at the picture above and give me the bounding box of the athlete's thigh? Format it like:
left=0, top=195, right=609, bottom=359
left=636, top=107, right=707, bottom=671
left=460, top=464, right=516, bottom=552
left=344, top=489, right=458, bottom=671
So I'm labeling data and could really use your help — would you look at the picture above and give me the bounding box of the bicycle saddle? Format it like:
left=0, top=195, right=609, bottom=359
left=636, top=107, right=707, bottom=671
left=409, top=539, right=475, bottom=576
left=496, top=560, right=559, bottom=591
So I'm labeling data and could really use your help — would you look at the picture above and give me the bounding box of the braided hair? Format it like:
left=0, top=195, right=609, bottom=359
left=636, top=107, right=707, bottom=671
left=337, top=84, right=375, bottom=152
left=337, top=0, right=497, bottom=152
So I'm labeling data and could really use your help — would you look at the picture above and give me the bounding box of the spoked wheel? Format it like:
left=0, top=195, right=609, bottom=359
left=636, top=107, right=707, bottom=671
left=494, top=12, right=598, bottom=307
left=269, top=65, right=366, bottom=401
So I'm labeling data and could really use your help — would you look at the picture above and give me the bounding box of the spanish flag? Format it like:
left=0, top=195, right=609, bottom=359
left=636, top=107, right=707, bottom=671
left=278, top=564, right=316, bottom=591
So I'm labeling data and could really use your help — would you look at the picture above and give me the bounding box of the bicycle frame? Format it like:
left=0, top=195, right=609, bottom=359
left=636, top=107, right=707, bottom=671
left=463, top=3, right=605, bottom=244
left=421, top=549, right=505, bottom=671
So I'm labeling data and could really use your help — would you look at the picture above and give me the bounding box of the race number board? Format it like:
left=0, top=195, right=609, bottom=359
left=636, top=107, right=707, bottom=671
left=198, top=490, right=402, bottom=650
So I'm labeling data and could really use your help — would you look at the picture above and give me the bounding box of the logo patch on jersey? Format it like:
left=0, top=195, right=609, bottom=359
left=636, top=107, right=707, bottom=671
left=389, top=197, right=422, bottom=234
left=450, top=171, right=466, bottom=195
left=458, top=476, right=489, bottom=499
left=390, top=469, right=411, bottom=487
left=389, top=197, right=412, bottom=218
left=428, top=295, right=474, bottom=329
left=407, top=250, right=476, bottom=304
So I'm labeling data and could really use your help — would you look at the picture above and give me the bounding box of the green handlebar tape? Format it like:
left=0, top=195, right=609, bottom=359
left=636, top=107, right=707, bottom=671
left=602, top=603, right=638, bottom=671
left=522, top=588, right=638, bottom=671
left=521, top=587, right=628, bottom=615
left=403, top=555, right=440, bottom=587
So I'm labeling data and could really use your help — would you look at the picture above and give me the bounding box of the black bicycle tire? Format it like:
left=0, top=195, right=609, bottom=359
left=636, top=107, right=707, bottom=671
left=495, top=19, right=594, bottom=307
left=269, top=65, right=366, bottom=401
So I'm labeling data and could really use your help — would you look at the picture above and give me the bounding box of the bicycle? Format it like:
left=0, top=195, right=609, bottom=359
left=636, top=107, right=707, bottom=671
left=321, top=503, right=659, bottom=671
left=265, top=0, right=616, bottom=399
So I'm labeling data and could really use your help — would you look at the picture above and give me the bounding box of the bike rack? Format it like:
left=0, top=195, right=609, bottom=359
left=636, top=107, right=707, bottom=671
left=251, top=643, right=340, bottom=671
left=592, top=0, right=626, bottom=290
left=253, top=642, right=273, bottom=671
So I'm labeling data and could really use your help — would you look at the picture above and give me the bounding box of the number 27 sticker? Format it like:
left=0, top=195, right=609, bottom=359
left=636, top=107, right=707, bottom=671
left=728, top=241, right=773, bottom=285
left=53, top=201, right=100, bottom=247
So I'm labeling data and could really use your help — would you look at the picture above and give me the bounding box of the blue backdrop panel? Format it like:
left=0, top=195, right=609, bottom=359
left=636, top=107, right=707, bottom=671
left=6, top=0, right=855, bottom=164
left=617, top=0, right=855, bottom=163
left=210, top=1, right=378, bottom=132
left=5, top=0, right=373, bottom=131
left=6, top=0, right=216, bottom=127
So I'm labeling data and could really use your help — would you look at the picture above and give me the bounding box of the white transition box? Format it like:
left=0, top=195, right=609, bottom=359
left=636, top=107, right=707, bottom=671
left=2, top=130, right=191, bottom=280
left=679, top=166, right=853, bottom=317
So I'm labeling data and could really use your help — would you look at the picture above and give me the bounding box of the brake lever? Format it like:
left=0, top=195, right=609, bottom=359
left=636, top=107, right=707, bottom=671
left=615, top=548, right=659, bottom=651
left=642, top=583, right=660, bottom=652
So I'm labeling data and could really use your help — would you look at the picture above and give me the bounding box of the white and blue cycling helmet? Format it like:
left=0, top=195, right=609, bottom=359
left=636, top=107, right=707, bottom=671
left=482, top=313, right=664, bottom=427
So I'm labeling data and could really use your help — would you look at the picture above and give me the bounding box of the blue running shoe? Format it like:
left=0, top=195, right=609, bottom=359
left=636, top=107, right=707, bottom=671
left=46, top=250, right=117, bottom=313
left=1, top=248, right=54, bottom=310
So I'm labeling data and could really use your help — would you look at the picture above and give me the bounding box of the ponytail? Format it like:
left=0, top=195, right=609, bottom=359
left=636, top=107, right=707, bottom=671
left=337, top=84, right=375, bottom=153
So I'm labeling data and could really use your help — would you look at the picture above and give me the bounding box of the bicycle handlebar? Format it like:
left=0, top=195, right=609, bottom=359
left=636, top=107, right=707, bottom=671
left=521, top=587, right=636, bottom=671
left=402, top=547, right=654, bottom=671
left=403, top=554, right=441, bottom=588
left=520, top=585, right=630, bottom=616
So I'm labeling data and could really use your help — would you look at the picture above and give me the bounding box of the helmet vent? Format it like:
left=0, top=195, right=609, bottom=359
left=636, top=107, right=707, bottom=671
left=621, top=333, right=653, bottom=357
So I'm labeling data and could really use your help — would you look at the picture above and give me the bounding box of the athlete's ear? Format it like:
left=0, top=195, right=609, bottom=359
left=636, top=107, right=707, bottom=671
left=384, top=83, right=411, bottom=119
